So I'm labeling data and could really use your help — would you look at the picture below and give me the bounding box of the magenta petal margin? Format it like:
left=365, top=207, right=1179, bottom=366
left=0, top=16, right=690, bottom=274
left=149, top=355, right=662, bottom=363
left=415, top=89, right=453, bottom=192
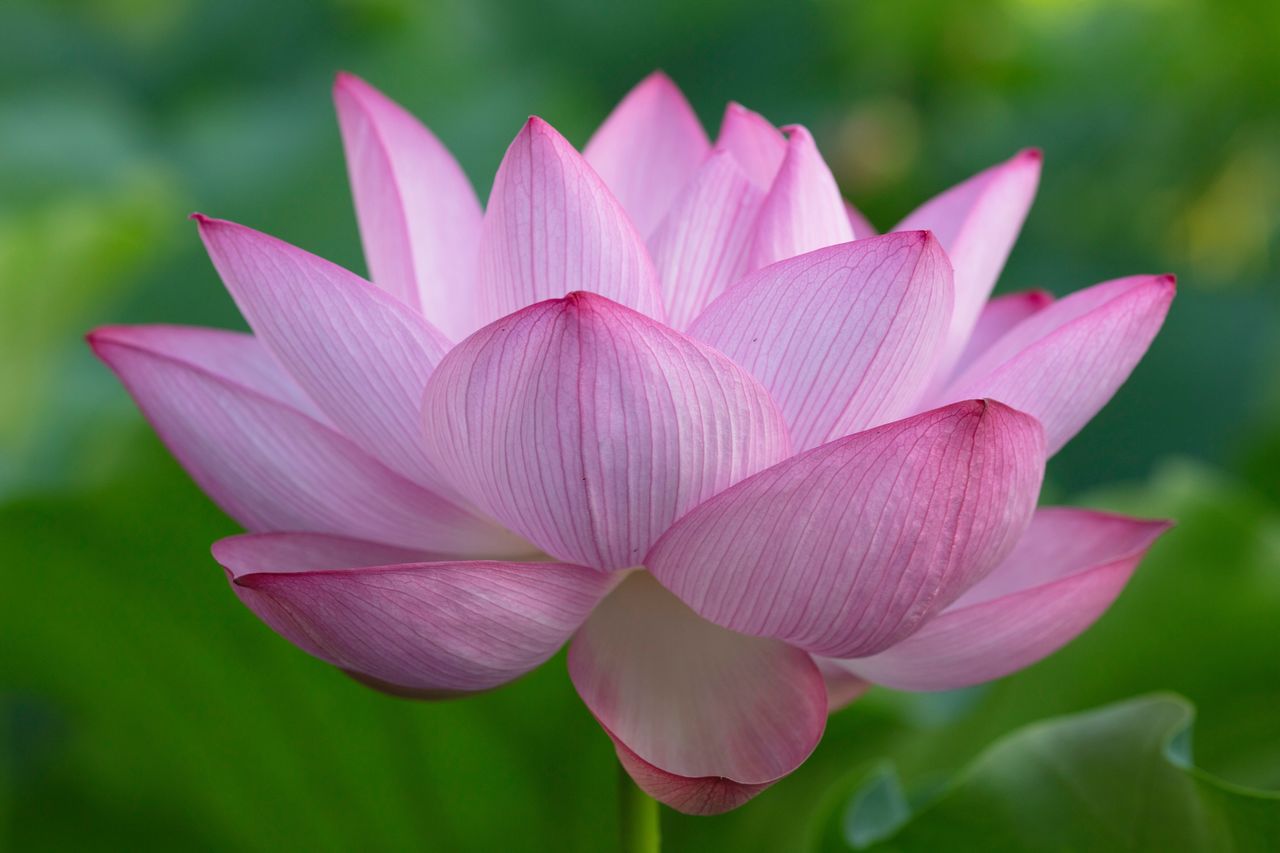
left=89, top=71, right=1174, bottom=815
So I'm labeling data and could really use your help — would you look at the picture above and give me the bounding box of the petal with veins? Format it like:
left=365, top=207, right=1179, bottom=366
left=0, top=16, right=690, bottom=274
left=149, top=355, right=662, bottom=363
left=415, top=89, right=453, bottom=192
left=334, top=72, right=482, bottom=339
left=834, top=508, right=1170, bottom=690
left=689, top=232, right=954, bottom=450
left=584, top=71, right=711, bottom=238
left=474, top=117, right=665, bottom=328
left=646, top=400, right=1045, bottom=658
left=217, top=532, right=612, bottom=695
left=422, top=292, right=791, bottom=570
left=935, top=274, right=1175, bottom=454
left=89, top=326, right=524, bottom=555
left=750, top=126, right=854, bottom=270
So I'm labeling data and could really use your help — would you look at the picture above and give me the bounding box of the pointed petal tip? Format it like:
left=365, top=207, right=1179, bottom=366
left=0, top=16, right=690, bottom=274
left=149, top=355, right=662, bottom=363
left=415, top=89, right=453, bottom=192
left=1018, top=147, right=1044, bottom=163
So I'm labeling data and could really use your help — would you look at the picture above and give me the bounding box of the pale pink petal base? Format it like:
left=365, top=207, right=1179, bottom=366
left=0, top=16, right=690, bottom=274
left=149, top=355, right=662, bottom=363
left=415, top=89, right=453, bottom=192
left=569, top=572, right=827, bottom=812
left=835, top=508, right=1170, bottom=690
left=216, top=533, right=615, bottom=695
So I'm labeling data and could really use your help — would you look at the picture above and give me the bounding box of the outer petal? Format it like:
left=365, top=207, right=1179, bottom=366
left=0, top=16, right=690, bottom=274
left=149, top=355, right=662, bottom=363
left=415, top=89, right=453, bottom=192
left=935, top=275, right=1175, bottom=455
left=583, top=71, right=711, bottom=238
left=422, top=292, right=791, bottom=570
left=333, top=72, right=482, bottom=339
left=89, top=327, right=525, bottom=555
left=950, top=289, right=1053, bottom=380
left=749, top=126, right=854, bottom=270
left=715, top=102, right=787, bottom=188
left=569, top=572, right=826, bottom=811
left=647, top=149, right=766, bottom=330
left=814, top=658, right=872, bottom=712
left=474, top=117, right=665, bottom=328
left=646, top=400, right=1046, bottom=658
left=194, top=216, right=456, bottom=495
left=216, top=532, right=613, bottom=695
left=897, top=150, right=1041, bottom=376
left=835, top=508, right=1171, bottom=690
left=688, top=232, right=954, bottom=450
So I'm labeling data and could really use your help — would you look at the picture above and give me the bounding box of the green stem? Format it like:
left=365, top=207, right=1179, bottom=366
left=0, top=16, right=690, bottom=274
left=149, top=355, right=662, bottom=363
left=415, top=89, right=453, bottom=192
left=618, top=761, right=661, bottom=853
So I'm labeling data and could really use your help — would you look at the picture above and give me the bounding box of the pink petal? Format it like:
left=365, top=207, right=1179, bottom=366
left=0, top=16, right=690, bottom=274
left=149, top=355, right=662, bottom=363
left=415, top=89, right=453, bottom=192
left=647, top=149, right=766, bottom=330
left=569, top=572, right=826, bottom=808
left=645, top=400, right=1045, bottom=658
left=935, top=274, right=1175, bottom=455
left=715, top=102, right=787, bottom=188
left=845, top=200, right=878, bottom=239
left=333, top=72, right=482, bottom=340
left=814, top=658, right=872, bottom=712
left=474, top=117, right=665, bottom=328
left=950, top=289, right=1054, bottom=380
left=688, top=232, right=954, bottom=451
left=195, top=215, right=459, bottom=496
left=835, top=508, right=1170, bottom=690
left=897, top=150, right=1042, bottom=376
left=421, top=292, right=791, bottom=571
left=750, top=125, right=854, bottom=270
left=611, top=736, right=770, bottom=816
left=216, top=532, right=613, bottom=695
left=89, top=326, right=526, bottom=555
left=583, top=71, right=711, bottom=239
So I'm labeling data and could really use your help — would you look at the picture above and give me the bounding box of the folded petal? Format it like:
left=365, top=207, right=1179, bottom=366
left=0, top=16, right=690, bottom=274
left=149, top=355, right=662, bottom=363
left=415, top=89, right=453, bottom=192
left=646, top=400, right=1045, bottom=658
left=715, top=102, right=787, bottom=188
left=935, top=275, right=1175, bottom=455
left=835, top=508, right=1170, bottom=690
left=333, top=72, right=482, bottom=339
left=750, top=125, right=854, bottom=270
left=688, top=232, right=954, bottom=450
left=216, top=532, right=613, bottom=695
left=950, top=289, right=1053, bottom=380
left=89, top=326, right=525, bottom=555
left=583, top=71, right=711, bottom=238
left=569, top=572, right=826, bottom=812
left=422, top=292, right=790, bottom=570
left=897, top=150, right=1041, bottom=376
left=195, top=215, right=456, bottom=495
left=647, top=149, right=766, bottom=330
left=474, top=117, right=665, bottom=328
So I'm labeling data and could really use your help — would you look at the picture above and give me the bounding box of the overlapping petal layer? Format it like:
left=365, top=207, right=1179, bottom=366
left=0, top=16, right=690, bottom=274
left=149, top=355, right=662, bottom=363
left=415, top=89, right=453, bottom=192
left=715, top=102, right=786, bottom=188
left=422, top=292, right=791, bottom=570
left=89, top=326, right=522, bottom=555
left=835, top=508, right=1170, bottom=690
left=584, top=71, right=710, bottom=238
left=648, top=150, right=765, bottom=330
left=898, top=150, right=1041, bottom=376
left=216, top=533, right=613, bottom=695
left=950, top=289, right=1053, bottom=380
left=569, top=572, right=826, bottom=811
left=646, top=400, right=1045, bottom=658
left=749, top=125, right=853, bottom=270
left=334, top=72, right=482, bottom=339
left=934, top=274, right=1175, bottom=454
left=475, top=117, right=665, bottom=328
left=689, top=232, right=953, bottom=450
left=195, top=216, right=458, bottom=495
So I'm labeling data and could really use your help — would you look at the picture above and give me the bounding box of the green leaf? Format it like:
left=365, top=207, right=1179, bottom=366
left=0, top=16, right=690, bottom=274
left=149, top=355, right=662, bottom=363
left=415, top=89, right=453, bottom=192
left=822, top=694, right=1280, bottom=852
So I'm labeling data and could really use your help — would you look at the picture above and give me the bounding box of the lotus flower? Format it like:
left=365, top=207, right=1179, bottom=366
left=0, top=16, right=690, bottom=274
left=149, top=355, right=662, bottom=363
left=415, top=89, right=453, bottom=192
left=89, top=71, right=1174, bottom=815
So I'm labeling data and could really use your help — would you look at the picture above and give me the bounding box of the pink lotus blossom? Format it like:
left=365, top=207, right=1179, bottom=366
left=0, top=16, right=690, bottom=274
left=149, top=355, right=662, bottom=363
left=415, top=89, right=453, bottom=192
left=89, top=71, right=1174, bottom=814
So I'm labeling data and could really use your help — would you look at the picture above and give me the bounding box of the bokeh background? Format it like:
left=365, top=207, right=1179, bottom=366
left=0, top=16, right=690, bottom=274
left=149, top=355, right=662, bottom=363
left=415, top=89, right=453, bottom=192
left=3, top=0, right=1278, bottom=850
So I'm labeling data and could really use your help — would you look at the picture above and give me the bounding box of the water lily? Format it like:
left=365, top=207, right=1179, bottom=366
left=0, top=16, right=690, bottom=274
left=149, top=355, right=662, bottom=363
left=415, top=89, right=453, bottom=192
left=88, top=71, right=1173, bottom=820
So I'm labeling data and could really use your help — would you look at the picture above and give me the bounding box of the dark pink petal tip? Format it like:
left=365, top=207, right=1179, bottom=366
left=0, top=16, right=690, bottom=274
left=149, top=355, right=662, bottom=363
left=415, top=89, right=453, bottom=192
left=612, top=735, right=773, bottom=815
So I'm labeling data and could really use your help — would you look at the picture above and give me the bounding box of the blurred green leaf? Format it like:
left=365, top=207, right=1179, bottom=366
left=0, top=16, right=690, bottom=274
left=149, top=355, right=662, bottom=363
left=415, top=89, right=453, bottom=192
left=818, top=694, right=1280, bottom=852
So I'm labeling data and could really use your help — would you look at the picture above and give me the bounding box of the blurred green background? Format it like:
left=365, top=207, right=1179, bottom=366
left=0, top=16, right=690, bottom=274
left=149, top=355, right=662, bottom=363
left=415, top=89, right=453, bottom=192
left=2, top=0, right=1278, bottom=850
